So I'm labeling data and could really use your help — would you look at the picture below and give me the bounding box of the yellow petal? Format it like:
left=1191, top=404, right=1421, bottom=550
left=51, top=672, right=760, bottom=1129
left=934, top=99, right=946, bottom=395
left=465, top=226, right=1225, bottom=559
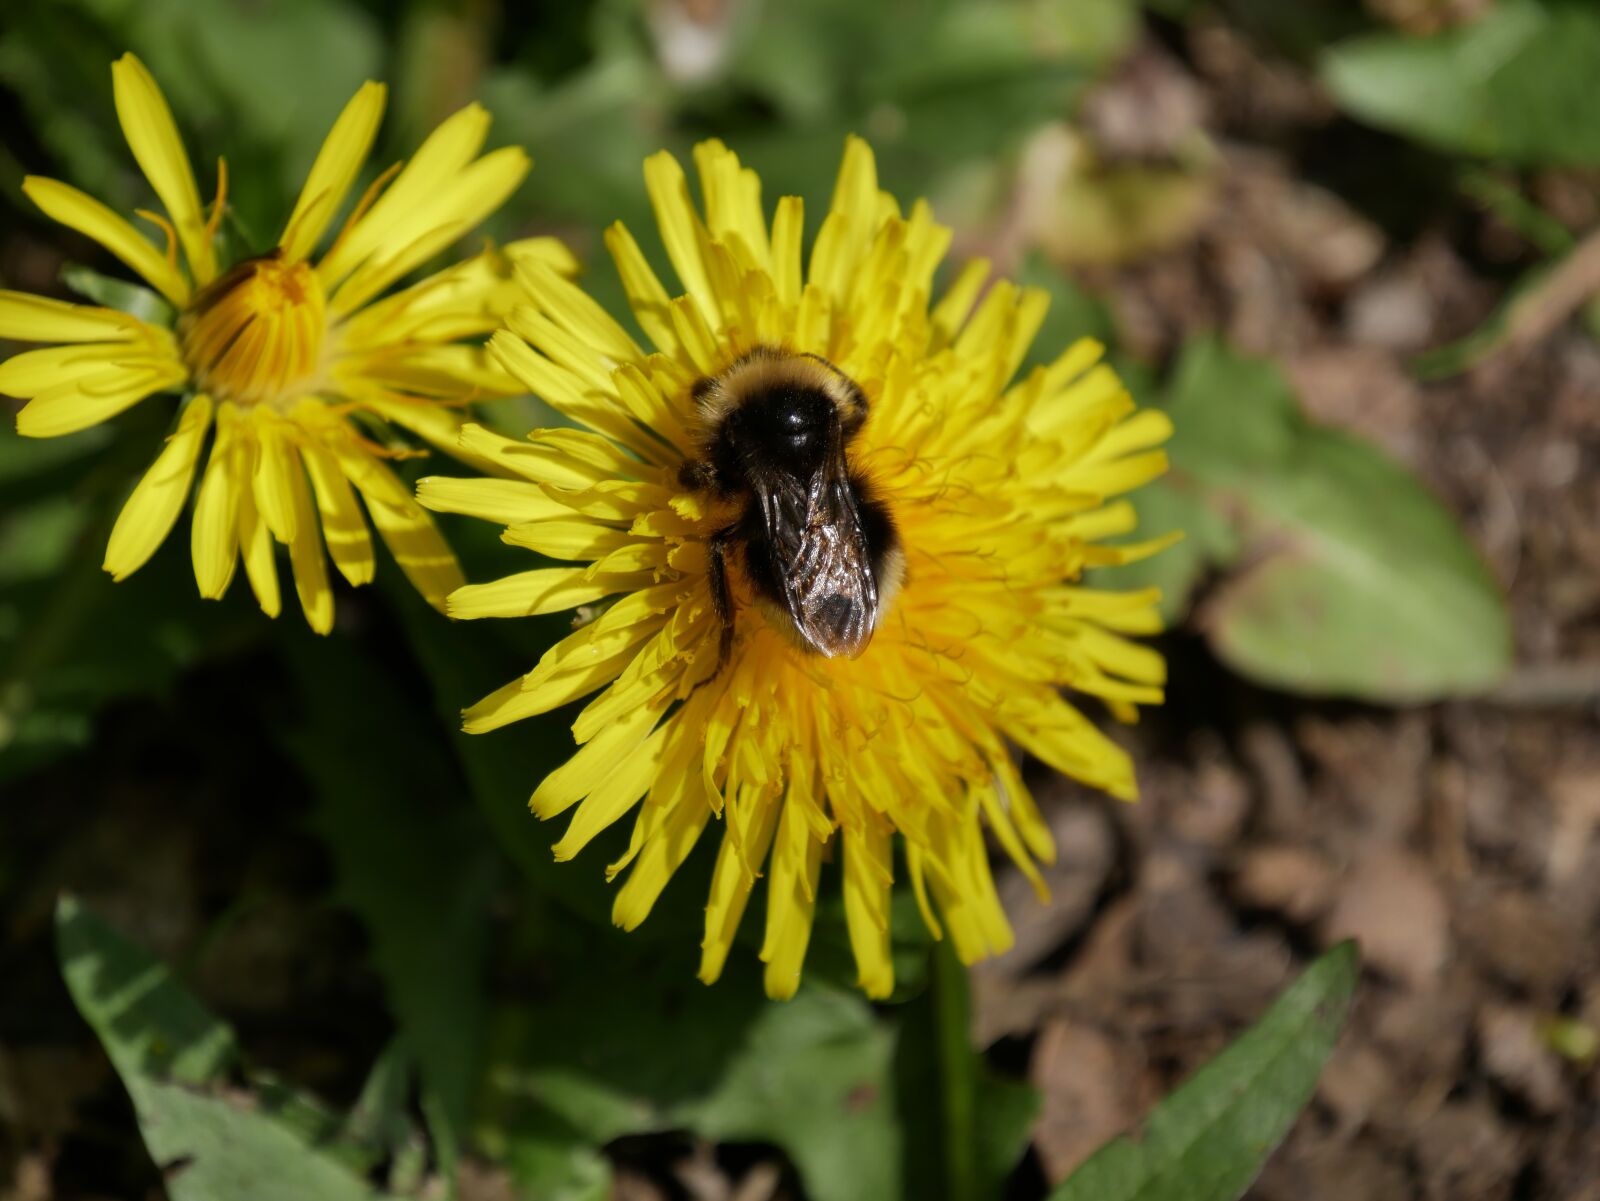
left=300, top=440, right=374, bottom=587
left=842, top=822, right=895, bottom=999
left=531, top=698, right=665, bottom=819
left=15, top=362, right=183, bottom=438
left=447, top=567, right=630, bottom=620
left=760, top=772, right=826, bottom=1000
left=236, top=478, right=282, bottom=618
left=103, top=394, right=213, bottom=581
left=0, top=290, right=143, bottom=344
left=550, top=723, right=670, bottom=859
left=612, top=784, right=713, bottom=930
left=111, top=54, right=214, bottom=283
left=317, top=102, right=492, bottom=286
left=770, top=195, right=804, bottom=308
left=0, top=341, right=172, bottom=396
left=23, top=177, right=189, bottom=305
left=643, top=150, right=715, bottom=326
left=281, top=82, right=386, bottom=262
left=330, top=146, right=531, bottom=314
left=603, top=220, right=679, bottom=356
left=516, top=258, right=642, bottom=363
left=415, top=476, right=569, bottom=525
left=190, top=404, right=242, bottom=599
left=353, top=463, right=463, bottom=612
left=250, top=417, right=301, bottom=543
left=699, top=786, right=783, bottom=986
left=284, top=451, right=335, bottom=633
left=500, top=520, right=639, bottom=562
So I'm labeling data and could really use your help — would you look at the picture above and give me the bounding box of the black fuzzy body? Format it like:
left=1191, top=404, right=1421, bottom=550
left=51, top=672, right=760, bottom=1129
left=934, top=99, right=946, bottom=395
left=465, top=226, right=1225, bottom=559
left=680, top=348, right=902, bottom=670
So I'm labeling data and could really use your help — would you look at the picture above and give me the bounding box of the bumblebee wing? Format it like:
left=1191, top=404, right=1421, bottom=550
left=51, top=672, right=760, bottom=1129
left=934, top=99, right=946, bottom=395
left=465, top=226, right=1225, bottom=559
left=757, top=447, right=880, bottom=658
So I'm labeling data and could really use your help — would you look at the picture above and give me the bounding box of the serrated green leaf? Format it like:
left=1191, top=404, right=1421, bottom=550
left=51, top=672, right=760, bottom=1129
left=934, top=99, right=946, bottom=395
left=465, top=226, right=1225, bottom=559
left=1163, top=338, right=1511, bottom=701
left=1049, top=943, right=1359, bottom=1201
left=55, top=896, right=402, bottom=1201
left=1322, top=0, right=1600, bottom=166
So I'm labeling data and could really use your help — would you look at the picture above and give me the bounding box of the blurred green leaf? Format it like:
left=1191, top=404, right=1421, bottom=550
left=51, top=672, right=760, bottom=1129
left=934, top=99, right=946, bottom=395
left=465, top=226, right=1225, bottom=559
left=1016, top=255, right=1117, bottom=373
left=62, top=263, right=173, bottom=326
left=1, top=0, right=380, bottom=244
left=1154, top=338, right=1510, bottom=700
left=679, top=985, right=901, bottom=1201
left=56, top=896, right=404, bottom=1200
left=1094, top=478, right=1236, bottom=624
left=1049, top=942, right=1359, bottom=1201
left=1322, top=0, right=1600, bottom=166
left=280, top=629, right=501, bottom=1184
left=484, top=925, right=901, bottom=1201
left=0, top=492, right=260, bottom=783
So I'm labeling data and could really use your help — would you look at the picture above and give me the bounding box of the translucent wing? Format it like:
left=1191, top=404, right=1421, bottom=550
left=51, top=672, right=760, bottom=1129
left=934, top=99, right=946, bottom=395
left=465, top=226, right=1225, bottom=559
left=756, top=443, right=881, bottom=658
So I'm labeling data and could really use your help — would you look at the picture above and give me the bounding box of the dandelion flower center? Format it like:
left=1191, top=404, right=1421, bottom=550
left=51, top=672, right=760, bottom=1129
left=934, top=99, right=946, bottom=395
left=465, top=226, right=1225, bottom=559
left=180, top=252, right=327, bottom=408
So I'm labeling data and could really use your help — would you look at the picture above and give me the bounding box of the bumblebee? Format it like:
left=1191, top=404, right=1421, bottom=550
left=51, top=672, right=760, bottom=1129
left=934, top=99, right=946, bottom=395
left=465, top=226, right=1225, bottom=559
left=680, top=347, right=904, bottom=675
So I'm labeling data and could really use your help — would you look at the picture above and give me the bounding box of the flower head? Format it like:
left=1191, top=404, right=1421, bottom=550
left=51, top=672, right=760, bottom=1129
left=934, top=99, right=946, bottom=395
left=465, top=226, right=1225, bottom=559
left=0, top=54, right=574, bottom=630
left=421, top=138, right=1175, bottom=998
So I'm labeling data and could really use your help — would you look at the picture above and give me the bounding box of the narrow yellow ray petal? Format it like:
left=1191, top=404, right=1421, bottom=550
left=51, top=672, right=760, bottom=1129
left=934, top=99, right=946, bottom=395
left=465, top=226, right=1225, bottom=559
left=842, top=822, right=895, bottom=999
left=15, top=363, right=184, bottom=438
left=699, top=787, right=783, bottom=986
left=281, top=82, right=387, bottom=262
left=103, top=394, right=213, bottom=581
left=237, top=473, right=283, bottom=619
left=330, top=147, right=531, bottom=314
left=415, top=476, right=568, bottom=525
left=0, top=342, right=170, bottom=396
left=250, top=418, right=301, bottom=543
left=643, top=150, right=715, bottom=325
left=301, top=440, right=374, bottom=588
left=0, top=291, right=142, bottom=344
left=284, top=446, right=335, bottom=633
left=190, top=404, right=242, bottom=599
left=317, top=102, right=492, bottom=286
left=111, top=54, right=214, bottom=283
left=447, top=567, right=631, bottom=621
left=23, top=177, right=190, bottom=305
left=354, top=470, right=463, bottom=612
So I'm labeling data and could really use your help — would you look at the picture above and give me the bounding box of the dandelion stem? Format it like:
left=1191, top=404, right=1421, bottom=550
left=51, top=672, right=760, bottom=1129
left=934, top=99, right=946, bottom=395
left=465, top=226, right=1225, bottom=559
left=933, top=938, right=979, bottom=1201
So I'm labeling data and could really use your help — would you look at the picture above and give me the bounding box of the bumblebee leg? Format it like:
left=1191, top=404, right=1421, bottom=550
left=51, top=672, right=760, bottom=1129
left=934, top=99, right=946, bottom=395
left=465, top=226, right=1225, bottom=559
left=697, top=524, right=738, bottom=687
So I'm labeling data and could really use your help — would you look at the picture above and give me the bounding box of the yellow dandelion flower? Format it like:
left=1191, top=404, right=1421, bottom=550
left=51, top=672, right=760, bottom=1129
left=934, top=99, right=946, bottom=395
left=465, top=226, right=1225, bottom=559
left=0, top=53, right=575, bottom=631
left=419, top=137, right=1176, bottom=998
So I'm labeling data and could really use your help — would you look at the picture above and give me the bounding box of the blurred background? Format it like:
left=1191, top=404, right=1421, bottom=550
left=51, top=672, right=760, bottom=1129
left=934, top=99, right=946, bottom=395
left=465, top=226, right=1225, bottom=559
left=2, top=1, right=1598, bottom=1198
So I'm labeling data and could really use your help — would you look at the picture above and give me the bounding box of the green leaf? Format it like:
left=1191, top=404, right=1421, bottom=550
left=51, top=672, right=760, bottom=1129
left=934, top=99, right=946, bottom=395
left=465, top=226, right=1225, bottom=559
left=481, top=918, right=902, bottom=1201
left=1049, top=943, right=1360, bottom=1201
left=1322, top=0, right=1600, bottom=166
left=0, top=482, right=261, bottom=784
left=678, top=986, right=901, bottom=1201
left=1161, top=338, right=1511, bottom=701
left=62, top=262, right=174, bottom=326
left=55, top=896, right=402, bottom=1201
left=279, top=629, right=500, bottom=1184
left=1092, top=477, right=1235, bottom=624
